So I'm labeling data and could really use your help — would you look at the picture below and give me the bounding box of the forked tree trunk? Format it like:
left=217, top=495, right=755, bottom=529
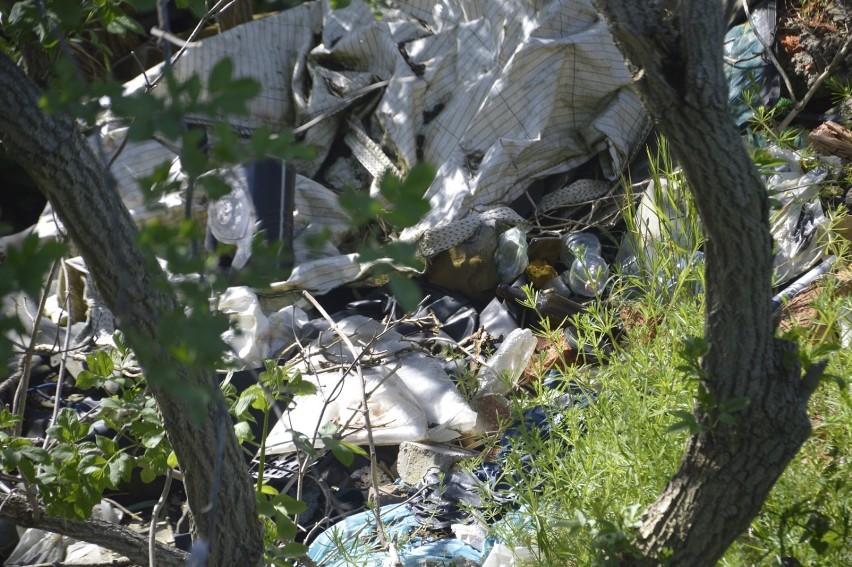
left=0, top=53, right=263, bottom=566
left=591, top=1, right=824, bottom=565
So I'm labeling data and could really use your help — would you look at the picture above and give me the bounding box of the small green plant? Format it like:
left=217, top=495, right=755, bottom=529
left=825, top=76, right=852, bottom=107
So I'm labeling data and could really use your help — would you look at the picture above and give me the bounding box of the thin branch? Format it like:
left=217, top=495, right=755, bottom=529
left=44, top=258, right=74, bottom=449
left=777, top=30, right=852, bottom=132
left=300, top=291, right=388, bottom=547
left=12, top=256, right=61, bottom=437
left=149, top=468, right=173, bottom=567
left=150, top=27, right=202, bottom=50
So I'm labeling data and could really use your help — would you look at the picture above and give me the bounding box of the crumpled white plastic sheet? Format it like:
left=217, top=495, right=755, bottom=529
left=766, top=147, right=829, bottom=285
left=263, top=315, right=479, bottom=454
left=62, top=0, right=647, bottom=295
left=218, top=286, right=311, bottom=367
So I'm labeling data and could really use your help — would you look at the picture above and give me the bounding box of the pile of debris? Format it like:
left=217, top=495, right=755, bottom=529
left=2, top=0, right=851, bottom=565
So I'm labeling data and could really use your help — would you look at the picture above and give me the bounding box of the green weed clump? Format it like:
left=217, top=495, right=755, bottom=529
left=484, top=141, right=851, bottom=566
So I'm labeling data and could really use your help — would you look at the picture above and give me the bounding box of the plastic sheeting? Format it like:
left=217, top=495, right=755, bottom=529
left=51, top=0, right=647, bottom=295
left=307, top=504, right=483, bottom=566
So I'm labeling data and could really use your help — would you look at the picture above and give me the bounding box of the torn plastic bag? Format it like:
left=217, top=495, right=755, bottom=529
left=476, top=328, right=537, bottom=396
left=104, top=0, right=647, bottom=295
left=206, top=167, right=256, bottom=270
left=218, top=287, right=312, bottom=367
left=338, top=282, right=480, bottom=343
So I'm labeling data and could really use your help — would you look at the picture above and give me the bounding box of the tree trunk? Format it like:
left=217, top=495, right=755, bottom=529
left=590, top=1, right=824, bottom=565
left=0, top=52, right=263, bottom=566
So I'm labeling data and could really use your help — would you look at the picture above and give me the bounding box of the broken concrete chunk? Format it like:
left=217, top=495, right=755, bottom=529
left=397, top=441, right=476, bottom=486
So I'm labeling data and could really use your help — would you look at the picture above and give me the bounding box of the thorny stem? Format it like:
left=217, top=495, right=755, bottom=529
left=12, top=256, right=61, bottom=437
left=300, top=291, right=388, bottom=547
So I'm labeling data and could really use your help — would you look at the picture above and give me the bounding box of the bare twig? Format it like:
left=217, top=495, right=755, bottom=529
left=12, top=256, right=61, bottom=437
left=300, top=291, right=388, bottom=547
left=150, top=27, right=202, bottom=50
left=149, top=468, right=173, bottom=567
left=777, top=30, right=852, bottom=132
left=44, top=259, right=74, bottom=449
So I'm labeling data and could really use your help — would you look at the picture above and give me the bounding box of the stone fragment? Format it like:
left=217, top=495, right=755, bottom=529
left=396, top=441, right=475, bottom=486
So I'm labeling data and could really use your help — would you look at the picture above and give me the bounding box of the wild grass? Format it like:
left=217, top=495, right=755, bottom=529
left=483, top=138, right=852, bottom=566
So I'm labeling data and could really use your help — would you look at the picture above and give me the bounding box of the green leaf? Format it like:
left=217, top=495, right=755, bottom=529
left=321, top=436, right=354, bottom=468
left=95, top=435, right=118, bottom=455
left=234, top=420, right=254, bottom=442
left=278, top=542, right=310, bottom=559
left=0, top=409, right=22, bottom=429
left=274, top=510, right=298, bottom=540
left=142, top=430, right=166, bottom=449
left=108, top=453, right=135, bottom=487
left=288, top=373, right=317, bottom=397
left=330, top=0, right=351, bottom=8
left=666, top=409, right=699, bottom=434
left=198, top=174, right=236, bottom=201
left=338, top=187, right=382, bottom=226
left=720, top=396, right=750, bottom=414
left=51, top=0, right=84, bottom=28
left=388, top=273, right=423, bottom=313
left=89, top=350, right=115, bottom=377
left=105, top=14, right=145, bottom=35
left=18, top=439, right=50, bottom=464
left=75, top=370, right=100, bottom=390
left=48, top=408, right=87, bottom=443
left=274, top=493, right=307, bottom=515
left=17, top=459, right=37, bottom=484
left=208, top=58, right=234, bottom=94
left=167, top=451, right=179, bottom=469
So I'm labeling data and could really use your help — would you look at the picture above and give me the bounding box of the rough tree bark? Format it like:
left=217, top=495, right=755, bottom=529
left=0, top=52, right=263, bottom=566
left=591, top=1, right=825, bottom=565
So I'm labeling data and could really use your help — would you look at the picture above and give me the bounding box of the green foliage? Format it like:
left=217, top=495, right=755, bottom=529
left=0, top=332, right=173, bottom=519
